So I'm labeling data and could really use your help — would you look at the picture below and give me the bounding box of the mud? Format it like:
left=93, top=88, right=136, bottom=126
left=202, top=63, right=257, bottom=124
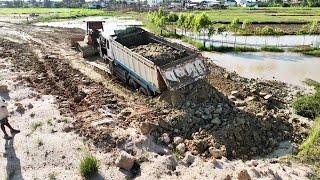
left=0, top=20, right=315, bottom=179
left=131, top=42, right=188, bottom=66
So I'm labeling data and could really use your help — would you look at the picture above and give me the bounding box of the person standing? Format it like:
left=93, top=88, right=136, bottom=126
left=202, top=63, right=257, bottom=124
left=0, top=96, right=20, bottom=139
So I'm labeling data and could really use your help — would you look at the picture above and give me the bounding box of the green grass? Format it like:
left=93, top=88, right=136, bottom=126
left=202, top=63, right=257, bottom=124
left=261, top=46, right=285, bottom=52
left=48, top=172, right=57, bottom=180
left=190, top=7, right=320, bottom=23
left=0, top=8, right=115, bottom=15
left=297, top=117, right=320, bottom=177
left=172, top=148, right=184, bottom=160
left=79, top=154, right=99, bottom=177
left=292, top=80, right=320, bottom=119
left=3, top=7, right=320, bottom=24
left=62, top=117, right=69, bottom=123
left=304, top=49, right=320, bottom=57
left=31, top=121, right=43, bottom=131
left=0, top=8, right=120, bottom=24
left=289, top=46, right=320, bottom=57
left=180, top=35, right=261, bottom=53
left=47, top=118, right=53, bottom=126
left=235, top=46, right=260, bottom=52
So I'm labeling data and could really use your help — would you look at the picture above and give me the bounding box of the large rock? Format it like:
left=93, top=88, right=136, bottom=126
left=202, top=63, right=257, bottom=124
left=115, top=151, right=135, bottom=170
left=0, top=85, right=8, bottom=93
left=160, top=133, right=170, bottom=144
left=237, top=169, right=251, bottom=180
left=139, top=122, right=155, bottom=135
left=209, top=146, right=226, bottom=159
left=182, top=151, right=195, bottom=166
left=176, top=143, right=186, bottom=153
left=231, top=90, right=240, bottom=97
left=118, top=107, right=134, bottom=118
left=173, top=136, right=183, bottom=144
left=211, top=118, right=221, bottom=126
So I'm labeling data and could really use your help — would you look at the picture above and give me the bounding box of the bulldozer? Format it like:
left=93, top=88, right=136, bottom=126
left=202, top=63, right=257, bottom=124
left=72, top=21, right=104, bottom=58
left=71, top=21, right=209, bottom=96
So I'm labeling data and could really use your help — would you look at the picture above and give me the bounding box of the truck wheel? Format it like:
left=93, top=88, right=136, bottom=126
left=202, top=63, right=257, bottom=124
left=128, top=78, right=139, bottom=90
left=139, top=86, right=152, bottom=96
left=109, top=61, right=115, bottom=75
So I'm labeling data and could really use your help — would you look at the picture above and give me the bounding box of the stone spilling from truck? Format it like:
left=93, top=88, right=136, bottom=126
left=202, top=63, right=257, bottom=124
left=77, top=22, right=209, bottom=95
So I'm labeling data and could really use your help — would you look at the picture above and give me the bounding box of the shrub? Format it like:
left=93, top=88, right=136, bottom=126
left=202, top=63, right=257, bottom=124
left=297, top=117, right=320, bottom=176
left=229, top=18, right=241, bottom=31
left=261, top=25, right=274, bottom=35
left=292, top=81, right=320, bottom=119
left=31, top=121, right=43, bottom=131
left=235, top=46, right=260, bottom=52
left=242, top=19, right=251, bottom=30
left=261, top=46, right=284, bottom=52
left=79, top=155, right=99, bottom=177
left=167, top=11, right=178, bottom=22
left=309, top=20, right=319, bottom=34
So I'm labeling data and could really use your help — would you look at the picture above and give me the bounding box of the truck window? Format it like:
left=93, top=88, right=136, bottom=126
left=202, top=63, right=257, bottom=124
left=107, top=40, right=110, bottom=49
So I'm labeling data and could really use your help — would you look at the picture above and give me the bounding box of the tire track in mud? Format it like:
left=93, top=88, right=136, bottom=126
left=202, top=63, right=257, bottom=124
left=0, top=38, right=161, bottom=153
left=0, top=22, right=311, bottom=160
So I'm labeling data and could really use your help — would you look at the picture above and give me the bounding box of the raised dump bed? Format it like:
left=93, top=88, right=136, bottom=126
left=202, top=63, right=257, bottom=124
left=99, top=27, right=209, bottom=95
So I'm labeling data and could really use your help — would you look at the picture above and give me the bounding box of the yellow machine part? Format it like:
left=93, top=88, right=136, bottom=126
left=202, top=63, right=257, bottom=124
left=77, top=41, right=97, bottom=58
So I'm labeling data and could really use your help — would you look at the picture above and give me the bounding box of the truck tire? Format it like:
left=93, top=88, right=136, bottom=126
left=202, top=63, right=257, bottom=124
left=109, top=61, right=115, bottom=75
left=139, top=86, right=152, bottom=96
left=128, top=78, right=139, bottom=90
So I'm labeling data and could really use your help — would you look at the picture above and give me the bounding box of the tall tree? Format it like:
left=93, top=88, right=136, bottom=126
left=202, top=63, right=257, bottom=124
left=177, top=13, right=187, bottom=34
left=193, top=13, right=211, bottom=47
left=184, top=14, right=195, bottom=37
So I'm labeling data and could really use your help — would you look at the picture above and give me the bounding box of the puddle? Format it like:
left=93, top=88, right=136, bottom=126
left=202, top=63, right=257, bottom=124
left=35, top=16, right=142, bottom=36
left=204, top=51, right=320, bottom=87
left=179, top=30, right=319, bottom=47
left=34, top=17, right=320, bottom=87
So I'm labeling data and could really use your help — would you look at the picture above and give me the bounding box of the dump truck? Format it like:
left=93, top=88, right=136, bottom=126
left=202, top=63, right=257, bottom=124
left=77, top=21, right=209, bottom=96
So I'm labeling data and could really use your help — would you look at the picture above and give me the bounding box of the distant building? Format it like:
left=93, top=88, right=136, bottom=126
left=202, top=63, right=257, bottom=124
left=235, top=0, right=257, bottom=6
left=63, top=0, right=85, bottom=7
left=87, top=1, right=107, bottom=8
left=224, top=0, right=236, bottom=6
left=147, top=0, right=163, bottom=7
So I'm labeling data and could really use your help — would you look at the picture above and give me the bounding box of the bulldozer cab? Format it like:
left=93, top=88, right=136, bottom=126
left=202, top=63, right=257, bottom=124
left=86, top=21, right=104, bottom=47
left=86, top=21, right=104, bottom=35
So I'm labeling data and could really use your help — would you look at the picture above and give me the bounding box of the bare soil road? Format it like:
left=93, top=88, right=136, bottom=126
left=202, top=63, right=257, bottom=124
left=0, top=21, right=315, bottom=179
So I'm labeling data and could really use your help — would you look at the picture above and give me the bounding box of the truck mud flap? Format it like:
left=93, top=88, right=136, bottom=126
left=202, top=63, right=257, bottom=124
left=159, top=58, right=209, bottom=91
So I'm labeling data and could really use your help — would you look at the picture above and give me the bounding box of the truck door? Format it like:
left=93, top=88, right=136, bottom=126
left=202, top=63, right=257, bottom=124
left=106, top=39, right=114, bottom=60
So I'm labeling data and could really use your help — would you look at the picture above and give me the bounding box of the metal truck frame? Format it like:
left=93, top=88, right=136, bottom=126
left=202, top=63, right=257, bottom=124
left=93, top=24, right=208, bottom=96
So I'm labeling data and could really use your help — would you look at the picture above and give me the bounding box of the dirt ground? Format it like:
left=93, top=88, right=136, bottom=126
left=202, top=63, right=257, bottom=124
left=131, top=42, right=188, bottom=66
left=0, top=21, right=316, bottom=179
left=250, top=23, right=305, bottom=35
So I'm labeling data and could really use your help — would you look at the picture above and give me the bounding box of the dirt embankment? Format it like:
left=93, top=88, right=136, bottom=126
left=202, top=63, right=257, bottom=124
left=0, top=24, right=309, bottom=160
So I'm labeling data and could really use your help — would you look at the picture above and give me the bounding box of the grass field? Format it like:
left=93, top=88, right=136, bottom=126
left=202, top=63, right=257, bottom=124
left=2, top=7, right=320, bottom=24
left=0, top=8, right=108, bottom=15
left=0, top=8, right=121, bottom=23
left=189, top=7, right=320, bottom=23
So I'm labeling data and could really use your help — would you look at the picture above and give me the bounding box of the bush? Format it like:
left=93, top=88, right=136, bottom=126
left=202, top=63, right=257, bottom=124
left=292, top=81, right=320, bottom=119
left=235, top=46, right=260, bottom=52
left=208, top=45, right=234, bottom=52
left=297, top=117, right=320, bottom=177
left=289, top=46, right=320, bottom=57
left=261, top=46, right=284, bottom=52
left=304, top=49, right=320, bottom=57
left=79, top=155, right=99, bottom=177
left=261, top=25, right=274, bottom=35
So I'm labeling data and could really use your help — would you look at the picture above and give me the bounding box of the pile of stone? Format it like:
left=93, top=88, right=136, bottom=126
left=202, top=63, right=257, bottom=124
left=151, top=66, right=307, bottom=160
